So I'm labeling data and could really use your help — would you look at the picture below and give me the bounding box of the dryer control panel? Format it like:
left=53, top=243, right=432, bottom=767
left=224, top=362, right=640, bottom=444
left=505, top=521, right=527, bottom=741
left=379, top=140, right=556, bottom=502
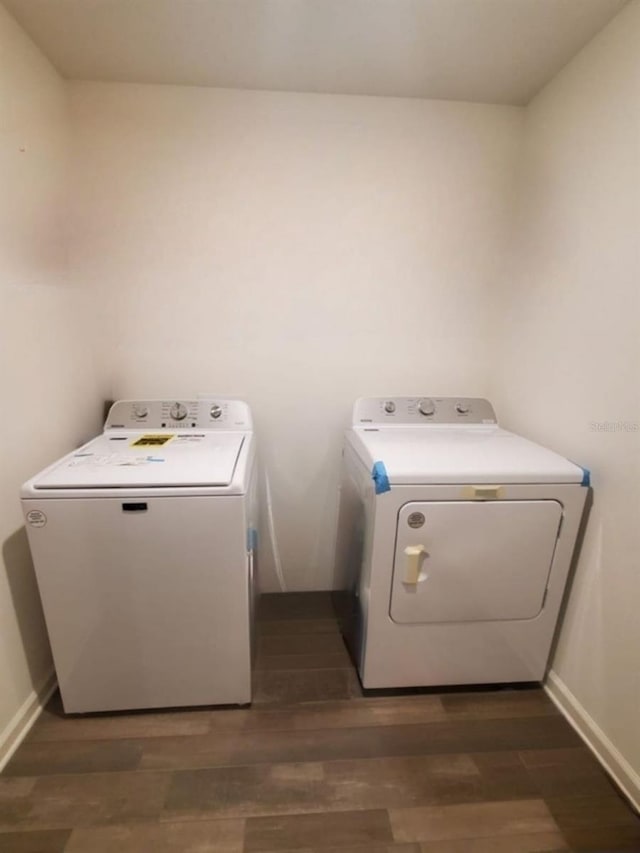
left=353, top=397, right=497, bottom=426
left=105, top=399, right=252, bottom=431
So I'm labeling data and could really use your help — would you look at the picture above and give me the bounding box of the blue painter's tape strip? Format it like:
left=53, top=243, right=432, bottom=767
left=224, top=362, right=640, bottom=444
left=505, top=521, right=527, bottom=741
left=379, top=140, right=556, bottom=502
left=372, top=461, right=391, bottom=495
left=580, top=466, right=591, bottom=487
left=246, top=527, right=258, bottom=552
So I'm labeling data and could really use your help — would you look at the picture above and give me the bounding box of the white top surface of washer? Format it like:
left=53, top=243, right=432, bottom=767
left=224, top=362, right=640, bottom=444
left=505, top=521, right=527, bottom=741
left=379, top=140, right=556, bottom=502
left=32, top=432, right=246, bottom=489
left=23, top=398, right=253, bottom=494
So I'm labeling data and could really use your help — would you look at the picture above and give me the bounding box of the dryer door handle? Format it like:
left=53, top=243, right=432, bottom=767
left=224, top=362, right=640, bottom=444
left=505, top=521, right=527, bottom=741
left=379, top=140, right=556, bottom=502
left=403, top=544, right=427, bottom=584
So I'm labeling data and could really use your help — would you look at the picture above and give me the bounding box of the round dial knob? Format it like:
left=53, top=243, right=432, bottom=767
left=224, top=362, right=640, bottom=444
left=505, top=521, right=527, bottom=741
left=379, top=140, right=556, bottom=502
left=210, top=404, right=222, bottom=420
left=169, top=402, right=188, bottom=421
left=455, top=402, right=470, bottom=415
left=132, top=404, right=148, bottom=419
left=418, top=398, right=436, bottom=417
left=383, top=401, right=396, bottom=414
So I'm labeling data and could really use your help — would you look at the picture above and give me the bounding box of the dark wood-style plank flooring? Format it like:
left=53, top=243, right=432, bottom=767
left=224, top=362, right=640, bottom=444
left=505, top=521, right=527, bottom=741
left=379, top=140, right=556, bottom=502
left=1, top=592, right=638, bottom=852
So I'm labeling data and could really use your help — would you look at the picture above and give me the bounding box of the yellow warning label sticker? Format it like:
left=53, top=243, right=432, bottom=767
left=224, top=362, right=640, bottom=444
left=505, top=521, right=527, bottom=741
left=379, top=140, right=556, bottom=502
left=130, top=434, right=175, bottom=447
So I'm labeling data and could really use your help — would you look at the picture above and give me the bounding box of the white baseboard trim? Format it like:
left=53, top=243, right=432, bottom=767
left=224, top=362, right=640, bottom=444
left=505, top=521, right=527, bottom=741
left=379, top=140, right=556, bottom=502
left=0, top=670, right=57, bottom=773
left=545, top=669, right=640, bottom=812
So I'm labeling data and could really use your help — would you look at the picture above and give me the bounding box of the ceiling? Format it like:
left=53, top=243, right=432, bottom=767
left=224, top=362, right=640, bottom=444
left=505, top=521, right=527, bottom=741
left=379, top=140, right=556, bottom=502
left=4, top=0, right=628, bottom=105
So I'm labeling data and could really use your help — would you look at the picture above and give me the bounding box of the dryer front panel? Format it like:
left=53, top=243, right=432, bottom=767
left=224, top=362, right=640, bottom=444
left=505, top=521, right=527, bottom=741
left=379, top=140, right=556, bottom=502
left=390, top=500, right=563, bottom=624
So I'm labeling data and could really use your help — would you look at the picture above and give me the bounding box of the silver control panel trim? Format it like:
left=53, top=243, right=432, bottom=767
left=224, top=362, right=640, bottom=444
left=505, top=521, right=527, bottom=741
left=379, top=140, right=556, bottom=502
left=352, top=397, right=497, bottom=426
left=105, top=399, right=252, bottom=431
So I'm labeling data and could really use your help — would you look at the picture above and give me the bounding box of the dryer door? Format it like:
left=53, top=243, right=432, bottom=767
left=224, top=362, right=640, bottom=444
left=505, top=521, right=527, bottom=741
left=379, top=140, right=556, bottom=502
left=390, top=500, right=563, bottom=624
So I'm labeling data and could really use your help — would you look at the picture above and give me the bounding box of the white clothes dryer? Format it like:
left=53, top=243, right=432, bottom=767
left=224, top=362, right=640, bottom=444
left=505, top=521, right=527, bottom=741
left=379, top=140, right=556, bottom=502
left=21, top=398, right=258, bottom=713
left=334, top=397, right=589, bottom=689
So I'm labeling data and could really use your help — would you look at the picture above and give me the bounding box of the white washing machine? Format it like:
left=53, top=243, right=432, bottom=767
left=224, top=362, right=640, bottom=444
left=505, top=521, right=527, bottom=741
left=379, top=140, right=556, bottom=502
left=334, top=397, right=590, bottom=689
left=21, top=398, right=258, bottom=713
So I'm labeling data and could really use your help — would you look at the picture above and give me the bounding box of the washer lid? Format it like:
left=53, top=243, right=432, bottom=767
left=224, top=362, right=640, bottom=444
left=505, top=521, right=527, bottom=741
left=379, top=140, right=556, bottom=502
left=32, top=432, right=246, bottom=489
left=351, top=427, right=584, bottom=485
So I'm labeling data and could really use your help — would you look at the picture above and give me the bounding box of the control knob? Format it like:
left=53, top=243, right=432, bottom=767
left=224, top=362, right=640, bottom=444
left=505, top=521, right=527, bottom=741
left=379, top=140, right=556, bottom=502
left=210, top=404, right=222, bottom=420
left=132, top=404, right=148, bottom=419
left=418, top=398, right=436, bottom=417
left=383, top=401, right=396, bottom=414
left=455, top=402, right=470, bottom=415
left=169, top=402, right=188, bottom=421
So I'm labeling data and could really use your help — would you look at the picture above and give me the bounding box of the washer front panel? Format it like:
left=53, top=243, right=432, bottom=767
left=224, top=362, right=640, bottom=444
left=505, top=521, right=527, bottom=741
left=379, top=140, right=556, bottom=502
left=22, top=494, right=252, bottom=711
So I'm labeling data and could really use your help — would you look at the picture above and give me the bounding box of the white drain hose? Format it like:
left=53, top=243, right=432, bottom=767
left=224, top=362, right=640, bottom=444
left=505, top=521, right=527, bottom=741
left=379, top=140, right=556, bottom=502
left=264, top=467, right=287, bottom=592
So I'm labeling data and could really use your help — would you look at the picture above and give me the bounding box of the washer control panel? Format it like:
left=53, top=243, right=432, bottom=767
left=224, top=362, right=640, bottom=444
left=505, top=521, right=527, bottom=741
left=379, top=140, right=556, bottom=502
left=105, top=399, right=252, bottom=430
left=353, top=397, right=497, bottom=426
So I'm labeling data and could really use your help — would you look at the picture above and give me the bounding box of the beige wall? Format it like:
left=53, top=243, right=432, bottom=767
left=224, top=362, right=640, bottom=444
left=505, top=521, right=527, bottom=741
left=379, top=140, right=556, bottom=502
left=0, top=5, right=104, bottom=762
left=68, top=82, right=523, bottom=590
left=491, top=1, right=640, bottom=800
